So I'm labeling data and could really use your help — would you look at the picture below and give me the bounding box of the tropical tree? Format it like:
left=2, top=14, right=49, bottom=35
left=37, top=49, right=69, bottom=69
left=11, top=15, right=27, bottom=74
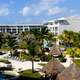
left=27, top=36, right=40, bottom=72
left=19, top=27, right=54, bottom=72
left=18, top=41, right=27, bottom=49
left=59, top=30, right=80, bottom=48
left=59, top=30, right=80, bottom=59
left=0, top=32, right=6, bottom=49
left=6, top=35, right=17, bottom=49
left=5, top=34, right=17, bottom=56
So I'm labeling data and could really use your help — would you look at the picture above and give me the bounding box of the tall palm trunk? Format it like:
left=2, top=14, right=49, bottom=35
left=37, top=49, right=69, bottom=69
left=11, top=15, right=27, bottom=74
left=32, top=58, right=34, bottom=73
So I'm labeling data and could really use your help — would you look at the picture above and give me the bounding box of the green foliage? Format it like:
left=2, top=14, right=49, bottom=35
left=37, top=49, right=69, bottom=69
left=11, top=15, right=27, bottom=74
left=41, top=27, right=49, bottom=35
left=0, top=33, right=7, bottom=48
left=1, top=43, right=10, bottom=49
left=58, top=55, right=66, bottom=62
left=66, top=48, right=75, bottom=56
left=0, top=33, right=17, bottom=49
left=40, top=54, right=52, bottom=61
left=19, top=41, right=27, bottom=49
left=59, top=30, right=80, bottom=48
left=66, top=48, right=80, bottom=57
left=38, top=63, right=47, bottom=66
left=27, top=43, right=36, bottom=57
left=35, top=45, right=42, bottom=56
left=76, top=48, right=80, bottom=57
left=74, top=59, right=80, bottom=67
left=20, top=69, right=41, bottom=79
left=18, top=52, right=32, bottom=61
left=6, top=35, right=17, bottom=49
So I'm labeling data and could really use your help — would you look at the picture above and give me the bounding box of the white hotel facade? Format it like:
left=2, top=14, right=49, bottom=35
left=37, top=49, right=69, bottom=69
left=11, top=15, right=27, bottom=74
left=0, top=24, right=43, bottom=34
left=0, top=16, right=80, bottom=35
left=44, top=16, right=80, bottom=35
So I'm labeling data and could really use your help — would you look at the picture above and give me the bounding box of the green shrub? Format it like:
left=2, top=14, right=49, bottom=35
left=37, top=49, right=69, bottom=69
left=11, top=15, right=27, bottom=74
left=74, top=59, right=80, bottom=67
left=40, top=54, right=52, bottom=61
left=59, top=55, right=66, bottom=62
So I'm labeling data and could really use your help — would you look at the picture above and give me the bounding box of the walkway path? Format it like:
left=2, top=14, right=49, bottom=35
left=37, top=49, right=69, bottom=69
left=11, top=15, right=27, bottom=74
left=61, top=55, right=73, bottom=67
left=9, top=59, right=47, bottom=72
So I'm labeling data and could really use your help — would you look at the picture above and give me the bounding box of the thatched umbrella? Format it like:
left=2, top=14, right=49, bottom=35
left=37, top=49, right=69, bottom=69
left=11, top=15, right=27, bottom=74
left=49, top=44, right=61, bottom=57
left=41, top=59, right=65, bottom=80
left=57, top=63, right=80, bottom=80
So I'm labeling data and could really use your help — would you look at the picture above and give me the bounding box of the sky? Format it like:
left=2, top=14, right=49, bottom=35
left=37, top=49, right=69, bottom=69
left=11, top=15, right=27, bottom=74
left=0, top=0, right=80, bottom=24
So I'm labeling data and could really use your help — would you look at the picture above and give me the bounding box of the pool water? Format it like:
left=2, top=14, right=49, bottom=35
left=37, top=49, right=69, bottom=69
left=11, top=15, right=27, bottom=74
left=0, top=73, right=5, bottom=80
left=0, top=72, right=15, bottom=80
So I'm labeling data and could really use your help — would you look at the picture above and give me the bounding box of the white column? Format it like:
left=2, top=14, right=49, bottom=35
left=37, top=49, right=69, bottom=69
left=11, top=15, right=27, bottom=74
left=23, top=26, right=25, bottom=32
left=5, top=26, right=7, bottom=33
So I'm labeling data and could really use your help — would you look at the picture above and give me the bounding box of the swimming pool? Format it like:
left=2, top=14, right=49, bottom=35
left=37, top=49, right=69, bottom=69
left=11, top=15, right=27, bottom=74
left=0, top=72, right=16, bottom=80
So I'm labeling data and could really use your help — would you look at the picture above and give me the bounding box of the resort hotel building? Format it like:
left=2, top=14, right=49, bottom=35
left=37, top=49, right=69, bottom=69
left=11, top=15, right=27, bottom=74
left=0, top=16, right=80, bottom=35
left=44, top=16, right=80, bottom=35
left=0, top=24, right=43, bottom=34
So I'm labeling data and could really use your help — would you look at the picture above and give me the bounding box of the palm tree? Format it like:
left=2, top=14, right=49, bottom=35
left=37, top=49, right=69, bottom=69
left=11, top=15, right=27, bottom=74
left=7, top=35, right=17, bottom=49
left=0, top=32, right=6, bottom=48
left=26, top=27, right=50, bottom=72
left=19, top=27, right=54, bottom=72
left=6, top=34, right=17, bottom=56
left=27, top=38, right=39, bottom=73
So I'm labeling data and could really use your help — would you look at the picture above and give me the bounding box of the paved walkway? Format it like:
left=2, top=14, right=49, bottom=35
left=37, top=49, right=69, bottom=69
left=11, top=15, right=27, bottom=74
left=0, top=51, right=10, bottom=58
left=61, top=55, right=73, bottom=67
left=9, top=59, right=47, bottom=72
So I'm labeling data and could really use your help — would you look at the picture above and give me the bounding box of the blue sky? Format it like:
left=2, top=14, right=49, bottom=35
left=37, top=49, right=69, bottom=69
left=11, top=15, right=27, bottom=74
left=0, top=0, right=80, bottom=24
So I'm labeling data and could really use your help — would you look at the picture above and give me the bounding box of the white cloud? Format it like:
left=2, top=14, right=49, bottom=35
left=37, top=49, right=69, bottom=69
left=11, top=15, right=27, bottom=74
left=33, top=0, right=61, bottom=15
left=0, top=6, right=9, bottom=16
left=20, top=6, right=30, bottom=16
left=48, top=7, right=65, bottom=15
left=20, top=0, right=66, bottom=16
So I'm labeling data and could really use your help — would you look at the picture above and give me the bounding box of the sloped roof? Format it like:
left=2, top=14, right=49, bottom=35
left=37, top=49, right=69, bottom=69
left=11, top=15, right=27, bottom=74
left=57, top=63, right=80, bottom=80
left=49, top=44, right=61, bottom=56
left=42, top=59, right=65, bottom=76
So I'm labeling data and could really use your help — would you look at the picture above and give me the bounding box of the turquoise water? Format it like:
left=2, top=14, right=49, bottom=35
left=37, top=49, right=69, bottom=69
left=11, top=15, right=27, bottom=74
left=0, top=73, right=15, bottom=80
left=0, top=73, right=5, bottom=80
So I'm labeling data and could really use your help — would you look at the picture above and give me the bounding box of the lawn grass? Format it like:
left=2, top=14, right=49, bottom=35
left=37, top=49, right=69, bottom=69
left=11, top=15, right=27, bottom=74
left=0, top=59, right=11, bottom=64
left=19, top=69, right=41, bottom=79
left=0, top=49, right=10, bottom=51
left=74, top=59, right=80, bottom=67
left=38, top=63, right=47, bottom=66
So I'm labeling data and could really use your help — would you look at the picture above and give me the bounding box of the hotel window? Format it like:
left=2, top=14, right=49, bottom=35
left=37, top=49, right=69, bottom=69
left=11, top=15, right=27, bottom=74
left=48, top=22, right=53, bottom=25
left=53, top=27, right=54, bottom=31
left=50, top=22, right=53, bottom=25
left=25, top=28, right=28, bottom=31
left=7, top=29, right=11, bottom=33
left=50, top=27, right=53, bottom=30
left=55, top=32, right=58, bottom=36
left=55, top=21, right=58, bottom=24
left=18, top=26, right=23, bottom=32
left=12, top=29, right=16, bottom=33
left=1, top=27, right=5, bottom=32
left=55, top=27, right=58, bottom=31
